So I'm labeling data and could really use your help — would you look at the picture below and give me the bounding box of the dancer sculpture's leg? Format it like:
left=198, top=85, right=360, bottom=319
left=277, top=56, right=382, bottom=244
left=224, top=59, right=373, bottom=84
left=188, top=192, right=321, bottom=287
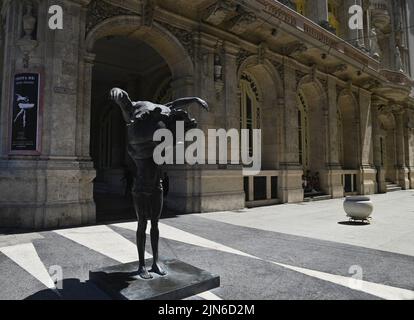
left=133, top=194, right=152, bottom=279
left=149, top=186, right=166, bottom=276
left=150, top=219, right=166, bottom=276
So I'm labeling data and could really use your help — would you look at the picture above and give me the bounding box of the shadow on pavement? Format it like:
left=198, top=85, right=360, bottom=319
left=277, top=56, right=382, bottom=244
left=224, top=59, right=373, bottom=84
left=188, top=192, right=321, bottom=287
left=338, top=221, right=371, bottom=226
left=24, top=279, right=111, bottom=300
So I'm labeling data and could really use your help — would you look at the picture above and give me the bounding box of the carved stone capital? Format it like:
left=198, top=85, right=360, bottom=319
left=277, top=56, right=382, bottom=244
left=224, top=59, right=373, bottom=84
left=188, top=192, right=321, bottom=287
left=228, top=8, right=257, bottom=35
left=202, top=0, right=237, bottom=25
left=283, top=42, right=307, bottom=57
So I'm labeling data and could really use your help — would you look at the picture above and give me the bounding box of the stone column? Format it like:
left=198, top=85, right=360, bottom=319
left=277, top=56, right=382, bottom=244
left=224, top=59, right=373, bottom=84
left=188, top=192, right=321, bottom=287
left=405, top=112, right=414, bottom=188
left=358, top=88, right=376, bottom=194
left=325, top=75, right=343, bottom=198
left=394, top=110, right=410, bottom=189
left=306, top=0, right=328, bottom=25
left=279, top=59, right=303, bottom=203
left=79, top=52, right=95, bottom=159
left=372, top=99, right=386, bottom=193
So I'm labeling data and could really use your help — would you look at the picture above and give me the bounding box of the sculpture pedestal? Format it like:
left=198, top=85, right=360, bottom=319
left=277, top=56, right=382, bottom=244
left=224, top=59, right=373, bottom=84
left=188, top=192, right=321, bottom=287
left=89, top=259, right=220, bottom=300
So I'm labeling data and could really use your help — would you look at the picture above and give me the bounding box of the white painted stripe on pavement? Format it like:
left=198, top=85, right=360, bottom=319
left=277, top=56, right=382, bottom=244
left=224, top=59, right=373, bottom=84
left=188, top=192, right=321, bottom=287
left=54, top=225, right=151, bottom=263
left=112, top=221, right=257, bottom=259
left=0, top=243, right=55, bottom=289
left=111, top=221, right=414, bottom=300
left=270, top=261, right=414, bottom=300
left=197, top=291, right=223, bottom=300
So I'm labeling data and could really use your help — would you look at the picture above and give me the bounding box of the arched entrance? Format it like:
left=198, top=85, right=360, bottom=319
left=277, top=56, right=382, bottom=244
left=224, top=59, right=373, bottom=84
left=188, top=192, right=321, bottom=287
left=84, top=16, right=194, bottom=222
left=297, top=79, right=328, bottom=198
left=338, top=92, right=360, bottom=194
left=238, top=59, right=282, bottom=206
left=378, top=113, right=398, bottom=186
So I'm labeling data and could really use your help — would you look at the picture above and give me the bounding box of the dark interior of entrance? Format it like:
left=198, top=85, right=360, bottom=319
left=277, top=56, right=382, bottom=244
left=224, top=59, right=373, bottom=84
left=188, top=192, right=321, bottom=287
left=90, top=35, right=172, bottom=222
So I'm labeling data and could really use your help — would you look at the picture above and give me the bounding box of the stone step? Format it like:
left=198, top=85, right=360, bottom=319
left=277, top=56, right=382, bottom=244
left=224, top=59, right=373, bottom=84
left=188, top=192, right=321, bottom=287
left=387, top=186, right=402, bottom=192
left=303, top=194, right=332, bottom=202
left=386, top=183, right=399, bottom=187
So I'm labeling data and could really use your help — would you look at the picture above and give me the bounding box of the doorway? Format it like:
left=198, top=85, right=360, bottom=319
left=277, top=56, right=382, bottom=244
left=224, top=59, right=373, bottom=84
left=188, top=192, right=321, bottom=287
left=90, top=35, right=172, bottom=222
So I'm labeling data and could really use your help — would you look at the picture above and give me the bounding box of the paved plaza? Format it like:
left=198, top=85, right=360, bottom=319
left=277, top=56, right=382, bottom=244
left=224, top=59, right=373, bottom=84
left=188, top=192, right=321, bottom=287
left=1, top=191, right=414, bottom=300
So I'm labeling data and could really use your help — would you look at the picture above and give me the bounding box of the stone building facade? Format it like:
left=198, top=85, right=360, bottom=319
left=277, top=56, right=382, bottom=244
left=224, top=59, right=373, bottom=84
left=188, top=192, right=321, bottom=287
left=0, top=0, right=414, bottom=229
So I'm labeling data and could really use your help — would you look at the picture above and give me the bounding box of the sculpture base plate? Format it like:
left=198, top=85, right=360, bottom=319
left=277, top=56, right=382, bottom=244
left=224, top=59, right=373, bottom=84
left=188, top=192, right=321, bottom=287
left=89, top=259, right=220, bottom=300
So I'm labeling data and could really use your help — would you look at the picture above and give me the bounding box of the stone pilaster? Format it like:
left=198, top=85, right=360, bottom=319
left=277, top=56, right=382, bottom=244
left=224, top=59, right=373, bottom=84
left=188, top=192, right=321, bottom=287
left=394, top=110, right=410, bottom=189
left=165, top=35, right=244, bottom=214
left=372, top=99, right=386, bottom=193
left=324, top=75, right=343, bottom=198
left=358, top=88, right=377, bottom=194
left=279, top=59, right=303, bottom=203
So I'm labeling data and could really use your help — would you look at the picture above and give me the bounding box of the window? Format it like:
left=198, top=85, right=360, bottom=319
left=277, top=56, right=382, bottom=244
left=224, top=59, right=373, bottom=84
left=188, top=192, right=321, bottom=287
left=337, top=109, right=344, bottom=166
left=328, top=0, right=340, bottom=35
left=240, top=73, right=261, bottom=157
left=295, top=0, right=306, bottom=15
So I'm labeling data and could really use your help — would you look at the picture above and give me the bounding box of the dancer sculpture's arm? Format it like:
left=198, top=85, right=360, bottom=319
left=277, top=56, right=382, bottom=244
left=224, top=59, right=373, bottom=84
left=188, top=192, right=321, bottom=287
left=165, top=97, right=209, bottom=111
left=110, top=88, right=134, bottom=123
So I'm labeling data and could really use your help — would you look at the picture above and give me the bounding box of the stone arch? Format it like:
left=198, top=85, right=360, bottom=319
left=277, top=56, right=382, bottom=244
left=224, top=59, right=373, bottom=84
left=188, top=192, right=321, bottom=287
left=237, top=56, right=283, bottom=98
left=81, top=14, right=196, bottom=158
left=85, top=15, right=194, bottom=79
left=378, top=112, right=397, bottom=183
left=83, top=15, right=197, bottom=218
left=296, top=76, right=328, bottom=175
left=337, top=89, right=360, bottom=169
left=238, top=57, right=283, bottom=170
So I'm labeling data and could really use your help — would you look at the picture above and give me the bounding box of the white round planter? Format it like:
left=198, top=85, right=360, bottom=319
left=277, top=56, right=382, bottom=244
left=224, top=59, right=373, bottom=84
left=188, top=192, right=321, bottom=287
left=343, top=196, right=373, bottom=222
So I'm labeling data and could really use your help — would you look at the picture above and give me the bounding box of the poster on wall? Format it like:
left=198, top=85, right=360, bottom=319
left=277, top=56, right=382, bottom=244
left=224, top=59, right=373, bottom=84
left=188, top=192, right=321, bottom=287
left=10, top=73, right=41, bottom=153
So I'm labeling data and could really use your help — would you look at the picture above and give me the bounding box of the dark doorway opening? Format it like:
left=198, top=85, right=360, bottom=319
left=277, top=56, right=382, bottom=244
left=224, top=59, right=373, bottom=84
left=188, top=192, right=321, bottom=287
left=90, top=35, right=172, bottom=223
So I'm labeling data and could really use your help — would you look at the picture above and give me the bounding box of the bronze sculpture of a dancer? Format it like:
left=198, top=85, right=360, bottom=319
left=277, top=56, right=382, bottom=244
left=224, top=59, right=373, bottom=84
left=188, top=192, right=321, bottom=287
left=110, top=88, right=208, bottom=279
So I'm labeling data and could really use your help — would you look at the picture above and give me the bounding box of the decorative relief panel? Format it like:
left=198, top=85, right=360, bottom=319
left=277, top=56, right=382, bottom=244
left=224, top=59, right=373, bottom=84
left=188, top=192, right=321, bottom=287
left=157, top=21, right=195, bottom=62
left=86, top=0, right=135, bottom=34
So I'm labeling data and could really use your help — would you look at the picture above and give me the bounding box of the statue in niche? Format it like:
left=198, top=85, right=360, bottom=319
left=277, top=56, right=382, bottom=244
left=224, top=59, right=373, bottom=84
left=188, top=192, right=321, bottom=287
left=369, top=27, right=381, bottom=60
left=22, top=1, right=36, bottom=40
left=395, top=46, right=404, bottom=72
left=110, top=88, right=208, bottom=279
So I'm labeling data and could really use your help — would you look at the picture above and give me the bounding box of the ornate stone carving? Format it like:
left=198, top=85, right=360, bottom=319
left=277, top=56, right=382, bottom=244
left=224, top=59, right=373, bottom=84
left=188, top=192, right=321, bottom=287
left=22, top=1, right=36, bottom=40
left=241, top=72, right=260, bottom=102
left=86, top=0, right=135, bottom=34
left=369, top=27, right=381, bottom=60
left=329, top=64, right=348, bottom=74
left=257, top=42, right=267, bottom=65
left=236, top=49, right=251, bottom=70
left=203, top=0, right=237, bottom=25
left=319, top=77, right=328, bottom=92
left=17, top=1, right=38, bottom=68
left=295, top=69, right=307, bottom=86
left=310, top=64, right=317, bottom=82
left=228, top=7, right=257, bottom=35
left=272, top=61, right=284, bottom=82
left=141, top=0, right=156, bottom=27
left=283, top=42, right=307, bottom=56
left=362, top=79, right=381, bottom=90
left=158, top=22, right=194, bottom=62
left=395, top=46, right=404, bottom=73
